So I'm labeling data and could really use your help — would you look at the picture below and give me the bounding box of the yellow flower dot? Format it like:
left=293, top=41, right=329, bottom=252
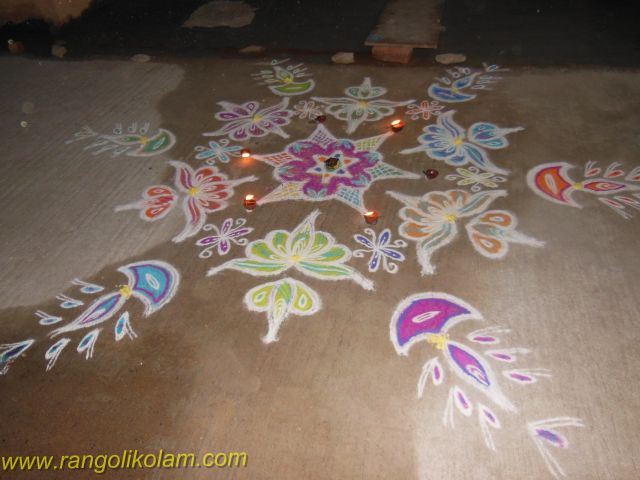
left=358, top=101, right=368, bottom=108
left=253, top=114, right=263, bottom=123
left=453, top=138, right=463, bottom=146
left=188, top=187, right=200, bottom=196
left=138, top=136, right=150, bottom=145
left=119, top=285, right=133, bottom=299
left=445, top=213, right=457, bottom=223
left=427, top=333, right=449, bottom=350
left=573, top=182, right=583, bottom=189
left=290, top=254, right=302, bottom=263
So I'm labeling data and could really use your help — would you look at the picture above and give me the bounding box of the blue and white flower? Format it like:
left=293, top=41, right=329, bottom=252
left=401, top=111, right=523, bottom=175
left=353, top=228, right=407, bottom=274
left=194, top=139, right=243, bottom=164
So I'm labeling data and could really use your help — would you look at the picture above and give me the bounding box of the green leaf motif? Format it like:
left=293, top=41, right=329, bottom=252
left=244, top=278, right=320, bottom=343
left=271, top=80, right=315, bottom=96
left=250, top=240, right=280, bottom=261
left=220, top=259, right=288, bottom=276
left=207, top=209, right=373, bottom=290
left=298, top=260, right=351, bottom=278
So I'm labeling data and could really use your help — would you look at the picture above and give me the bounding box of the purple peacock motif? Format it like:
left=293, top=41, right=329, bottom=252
left=390, top=292, right=583, bottom=477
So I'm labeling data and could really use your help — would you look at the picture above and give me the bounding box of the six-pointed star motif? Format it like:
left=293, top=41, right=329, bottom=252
left=253, top=124, right=420, bottom=212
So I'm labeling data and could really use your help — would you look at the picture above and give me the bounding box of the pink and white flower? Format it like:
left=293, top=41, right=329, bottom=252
left=116, top=161, right=257, bottom=242
left=203, top=99, right=294, bottom=141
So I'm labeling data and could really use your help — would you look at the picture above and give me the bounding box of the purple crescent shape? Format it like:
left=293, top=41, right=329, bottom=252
left=390, top=293, right=481, bottom=355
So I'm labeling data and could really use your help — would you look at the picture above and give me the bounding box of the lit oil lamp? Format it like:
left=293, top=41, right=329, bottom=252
left=7, top=39, right=25, bottom=55
left=243, top=194, right=257, bottom=211
left=364, top=210, right=380, bottom=225
left=390, top=119, right=405, bottom=132
left=241, top=148, right=252, bottom=159
left=324, top=156, right=340, bottom=171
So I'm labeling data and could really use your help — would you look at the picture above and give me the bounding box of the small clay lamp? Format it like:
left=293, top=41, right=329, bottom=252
left=423, top=169, right=439, bottom=179
left=7, top=39, right=25, bottom=55
left=390, top=119, right=405, bottom=132
left=241, top=148, right=252, bottom=159
left=364, top=211, right=380, bottom=225
left=324, top=157, right=340, bottom=171
left=243, top=194, right=257, bottom=211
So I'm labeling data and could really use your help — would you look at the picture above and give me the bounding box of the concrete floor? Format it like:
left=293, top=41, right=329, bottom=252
left=1, top=56, right=639, bottom=479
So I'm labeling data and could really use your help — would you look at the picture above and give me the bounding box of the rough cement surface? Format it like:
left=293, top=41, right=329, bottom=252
left=0, top=57, right=184, bottom=307
left=0, top=56, right=639, bottom=479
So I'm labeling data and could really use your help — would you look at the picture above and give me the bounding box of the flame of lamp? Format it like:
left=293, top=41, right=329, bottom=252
left=241, top=149, right=252, bottom=158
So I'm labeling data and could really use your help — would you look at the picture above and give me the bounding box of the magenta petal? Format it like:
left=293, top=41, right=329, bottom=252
left=220, top=120, right=247, bottom=134
left=472, top=335, right=499, bottom=343
left=220, top=218, right=234, bottom=234
left=217, top=239, right=231, bottom=255
left=448, top=343, right=491, bottom=387
left=535, top=429, right=568, bottom=449
left=509, top=372, right=534, bottom=383
left=457, top=391, right=470, bottom=409
left=217, top=111, right=243, bottom=121
left=489, top=352, right=513, bottom=362
left=227, top=227, right=251, bottom=238
left=231, top=127, right=250, bottom=141
left=196, top=235, right=219, bottom=246
left=248, top=123, right=265, bottom=136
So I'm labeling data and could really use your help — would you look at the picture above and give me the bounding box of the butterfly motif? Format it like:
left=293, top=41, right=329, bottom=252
left=527, top=161, right=640, bottom=215
left=390, top=292, right=582, bottom=477
left=66, top=123, right=176, bottom=158
left=116, top=162, right=257, bottom=242
left=428, top=64, right=506, bottom=103
left=1, top=261, right=180, bottom=374
left=466, top=210, right=545, bottom=259
left=244, top=277, right=321, bottom=344
left=428, top=72, right=483, bottom=102
left=388, top=190, right=543, bottom=275
left=116, top=186, right=177, bottom=221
